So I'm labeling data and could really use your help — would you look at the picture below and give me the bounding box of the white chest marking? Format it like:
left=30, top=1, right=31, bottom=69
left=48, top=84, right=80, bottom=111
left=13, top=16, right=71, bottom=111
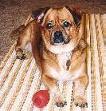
left=48, top=65, right=83, bottom=83
left=48, top=52, right=84, bottom=82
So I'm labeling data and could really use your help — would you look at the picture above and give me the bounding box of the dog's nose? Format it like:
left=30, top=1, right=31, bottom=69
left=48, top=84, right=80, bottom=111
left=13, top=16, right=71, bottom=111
left=53, top=31, right=64, bottom=43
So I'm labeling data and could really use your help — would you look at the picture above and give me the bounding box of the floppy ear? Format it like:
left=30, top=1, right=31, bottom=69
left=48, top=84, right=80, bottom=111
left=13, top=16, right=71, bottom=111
left=32, top=7, right=50, bottom=23
left=66, top=6, right=82, bottom=26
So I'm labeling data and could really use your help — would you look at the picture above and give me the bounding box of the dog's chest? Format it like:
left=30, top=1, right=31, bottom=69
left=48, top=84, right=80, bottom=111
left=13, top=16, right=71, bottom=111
left=47, top=52, right=83, bottom=82
left=48, top=52, right=73, bottom=82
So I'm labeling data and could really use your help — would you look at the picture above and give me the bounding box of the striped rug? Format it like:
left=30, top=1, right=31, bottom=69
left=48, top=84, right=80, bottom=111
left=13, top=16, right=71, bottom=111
left=0, top=14, right=106, bottom=111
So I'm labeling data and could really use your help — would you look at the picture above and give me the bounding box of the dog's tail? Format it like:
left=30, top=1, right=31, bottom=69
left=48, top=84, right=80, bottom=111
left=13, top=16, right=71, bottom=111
left=10, top=14, right=34, bottom=40
left=10, top=25, right=26, bottom=40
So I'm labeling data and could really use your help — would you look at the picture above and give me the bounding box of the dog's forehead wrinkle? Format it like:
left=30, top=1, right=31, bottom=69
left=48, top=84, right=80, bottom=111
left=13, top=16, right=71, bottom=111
left=57, top=8, right=74, bottom=22
left=47, top=10, right=57, bottom=19
left=45, top=13, right=60, bottom=26
left=45, top=8, right=74, bottom=23
left=42, top=7, right=75, bottom=26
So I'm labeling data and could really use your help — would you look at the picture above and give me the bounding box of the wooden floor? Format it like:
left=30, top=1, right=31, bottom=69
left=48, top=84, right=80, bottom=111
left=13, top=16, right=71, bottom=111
left=0, top=14, right=106, bottom=111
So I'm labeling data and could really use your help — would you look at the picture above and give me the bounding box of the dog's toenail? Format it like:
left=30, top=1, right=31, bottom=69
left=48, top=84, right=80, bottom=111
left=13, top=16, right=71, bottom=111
left=82, top=104, right=85, bottom=107
left=60, top=103, right=64, bottom=107
left=71, top=98, right=74, bottom=101
left=75, top=103, right=78, bottom=106
left=85, top=103, right=88, bottom=107
left=64, top=101, right=67, bottom=105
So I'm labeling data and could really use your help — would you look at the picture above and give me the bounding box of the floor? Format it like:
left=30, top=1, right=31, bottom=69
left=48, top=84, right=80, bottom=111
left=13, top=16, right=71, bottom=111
left=0, top=0, right=39, bottom=62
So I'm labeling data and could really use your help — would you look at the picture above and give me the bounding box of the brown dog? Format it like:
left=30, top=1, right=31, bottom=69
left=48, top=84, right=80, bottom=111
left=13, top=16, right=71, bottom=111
left=15, top=7, right=88, bottom=107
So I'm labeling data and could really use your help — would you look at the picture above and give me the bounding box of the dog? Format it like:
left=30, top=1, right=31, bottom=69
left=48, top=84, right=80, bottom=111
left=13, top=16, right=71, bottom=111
left=15, top=7, right=88, bottom=107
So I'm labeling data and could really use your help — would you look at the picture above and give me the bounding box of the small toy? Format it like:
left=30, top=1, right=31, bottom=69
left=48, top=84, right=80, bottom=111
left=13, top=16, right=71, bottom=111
left=32, top=90, right=50, bottom=108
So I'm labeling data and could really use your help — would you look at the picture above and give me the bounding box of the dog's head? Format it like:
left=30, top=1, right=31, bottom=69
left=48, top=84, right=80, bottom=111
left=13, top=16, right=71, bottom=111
left=33, top=7, right=83, bottom=54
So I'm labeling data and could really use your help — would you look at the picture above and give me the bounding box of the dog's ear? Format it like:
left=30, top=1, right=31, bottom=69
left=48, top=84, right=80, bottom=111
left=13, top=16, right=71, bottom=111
left=66, top=6, right=82, bottom=26
left=32, top=7, right=50, bottom=23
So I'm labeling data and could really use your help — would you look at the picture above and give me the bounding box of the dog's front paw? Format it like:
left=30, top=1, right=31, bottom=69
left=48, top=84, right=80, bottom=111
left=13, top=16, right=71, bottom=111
left=56, top=99, right=67, bottom=107
left=50, top=89, right=67, bottom=107
left=54, top=95, right=67, bottom=107
left=74, top=96, right=88, bottom=108
left=16, top=49, right=26, bottom=60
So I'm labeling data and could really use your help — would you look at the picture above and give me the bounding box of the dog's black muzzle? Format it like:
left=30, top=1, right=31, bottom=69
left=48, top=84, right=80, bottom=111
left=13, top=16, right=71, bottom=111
left=53, top=31, right=64, bottom=43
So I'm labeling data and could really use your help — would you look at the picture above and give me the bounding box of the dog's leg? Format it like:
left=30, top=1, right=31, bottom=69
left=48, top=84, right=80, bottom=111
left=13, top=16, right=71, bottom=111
left=74, top=75, right=88, bottom=108
left=42, top=74, right=67, bottom=107
left=15, top=24, right=31, bottom=60
left=42, top=74, right=57, bottom=90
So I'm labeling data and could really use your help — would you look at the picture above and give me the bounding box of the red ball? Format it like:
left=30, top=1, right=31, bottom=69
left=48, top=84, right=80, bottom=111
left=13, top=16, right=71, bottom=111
left=32, top=90, right=50, bottom=108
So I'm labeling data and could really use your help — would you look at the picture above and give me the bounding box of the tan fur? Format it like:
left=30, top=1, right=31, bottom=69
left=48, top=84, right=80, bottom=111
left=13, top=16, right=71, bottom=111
left=15, top=7, right=88, bottom=107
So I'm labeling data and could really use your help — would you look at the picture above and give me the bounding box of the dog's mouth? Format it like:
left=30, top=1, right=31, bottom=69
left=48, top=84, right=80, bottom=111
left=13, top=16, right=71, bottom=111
left=53, top=38, right=70, bottom=46
left=51, top=31, right=70, bottom=46
left=51, top=37, right=70, bottom=46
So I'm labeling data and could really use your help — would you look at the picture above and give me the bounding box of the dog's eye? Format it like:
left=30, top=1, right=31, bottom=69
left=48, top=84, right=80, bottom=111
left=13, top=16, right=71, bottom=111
left=63, top=21, right=70, bottom=27
left=46, top=22, right=53, bottom=29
